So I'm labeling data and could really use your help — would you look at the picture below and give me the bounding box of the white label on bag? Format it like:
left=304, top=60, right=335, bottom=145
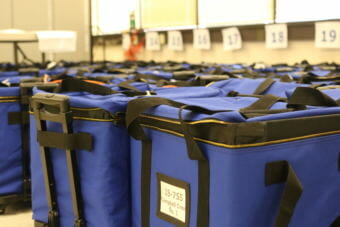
left=222, top=27, right=242, bottom=51
left=315, top=21, right=340, bottom=48
left=160, top=181, right=186, bottom=223
left=265, top=24, right=288, bottom=49
left=157, top=173, right=190, bottom=225
left=146, top=32, right=161, bottom=51
left=122, top=33, right=131, bottom=50
left=194, top=29, right=211, bottom=50
left=168, top=31, right=184, bottom=51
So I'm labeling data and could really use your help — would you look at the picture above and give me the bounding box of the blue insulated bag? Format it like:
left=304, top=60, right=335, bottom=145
left=29, top=80, right=138, bottom=227
left=0, top=86, right=26, bottom=212
left=0, top=78, right=52, bottom=213
left=29, top=79, right=223, bottom=227
left=126, top=96, right=339, bottom=227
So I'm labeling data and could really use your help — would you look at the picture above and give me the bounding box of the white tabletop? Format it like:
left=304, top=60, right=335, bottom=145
left=0, top=30, right=37, bottom=42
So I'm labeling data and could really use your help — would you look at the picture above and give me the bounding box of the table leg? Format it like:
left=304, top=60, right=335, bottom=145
left=13, top=42, right=19, bottom=64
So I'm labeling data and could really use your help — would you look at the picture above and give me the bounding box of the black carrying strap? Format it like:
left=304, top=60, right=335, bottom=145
left=34, top=221, right=48, bottom=227
left=254, top=78, right=276, bottom=95
left=288, top=87, right=339, bottom=107
left=331, top=217, right=340, bottom=227
left=126, top=97, right=227, bottom=140
left=241, top=95, right=282, bottom=111
left=126, top=98, right=228, bottom=227
left=135, top=73, right=166, bottom=82
left=37, top=131, right=92, bottom=151
left=179, top=106, right=209, bottom=227
left=117, top=80, right=143, bottom=92
left=54, top=78, right=118, bottom=95
left=266, top=161, right=303, bottom=227
left=172, top=70, right=197, bottom=80
left=8, top=111, right=29, bottom=125
left=51, top=78, right=153, bottom=97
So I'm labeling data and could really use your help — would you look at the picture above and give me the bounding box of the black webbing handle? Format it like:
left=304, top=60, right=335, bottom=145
left=266, top=161, right=303, bottom=227
left=37, top=131, right=92, bottom=151
left=241, top=95, right=282, bottom=111
left=54, top=78, right=117, bottom=95
left=53, top=77, right=155, bottom=97
left=254, top=78, right=276, bottom=95
left=126, top=97, right=228, bottom=141
left=178, top=105, right=210, bottom=227
left=126, top=97, right=231, bottom=227
left=117, top=80, right=143, bottom=92
left=288, top=87, right=339, bottom=107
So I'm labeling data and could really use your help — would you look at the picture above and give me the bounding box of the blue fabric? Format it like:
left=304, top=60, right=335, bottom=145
left=39, top=68, right=66, bottom=76
left=136, top=70, right=173, bottom=80
left=130, top=131, right=339, bottom=227
left=210, top=78, right=308, bottom=98
left=0, top=76, right=34, bottom=84
left=0, top=87, right=23, bottom=196
left=0, top=71, right=19, bottom=78
left=30, top=85, right=223, bottom=227
left=30, top=92, right=132, bottom=227
left=129, top=96, right=340, bottom=227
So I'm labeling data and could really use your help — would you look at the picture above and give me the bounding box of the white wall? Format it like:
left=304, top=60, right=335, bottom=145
left=93, top=25, right=340, bottom=64
left=0, top=0, right=90, bottom=63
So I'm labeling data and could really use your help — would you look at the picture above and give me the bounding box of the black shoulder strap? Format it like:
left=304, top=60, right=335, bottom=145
left=266, top=161, right=303, bottom=227
left=288, top=87, right=339, bottom=107
left=126, top=97, right=233, bottom=227
left=54, top=78, right=118, bottom=95
left=51, top=78, right=153, bottom=97
left=241, top=95, right=282, bottom=111
left=254, top=78, right=276, bottom=95
left=117, top=80, right=143, bottom=92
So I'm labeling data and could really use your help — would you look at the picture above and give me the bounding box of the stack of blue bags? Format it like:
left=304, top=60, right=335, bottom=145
left=0, top=60, right=338, bottom=227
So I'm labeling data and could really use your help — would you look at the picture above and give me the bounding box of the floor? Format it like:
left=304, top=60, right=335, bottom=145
left=0, top=203, right=33, bottom=227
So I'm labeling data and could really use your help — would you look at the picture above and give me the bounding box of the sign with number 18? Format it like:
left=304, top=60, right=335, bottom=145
left=265, top=24, right=288, bottom=49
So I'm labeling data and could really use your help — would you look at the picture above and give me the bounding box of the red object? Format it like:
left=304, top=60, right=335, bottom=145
left=124, top=30, right=144, bottom=61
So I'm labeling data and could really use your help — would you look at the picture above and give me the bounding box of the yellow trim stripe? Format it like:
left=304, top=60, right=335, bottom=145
left=28, top=111, right=114, bottom=122
left=140, top=124, right=340, bottom=149
left=205, top=82, right=215, bottom=87
left=71, top=107, right=102, bottom=111
left=73, top=117, right=114, bottom=122
left=141, top=114, right=180, bottom=124
left=0, top=96, right=18, bottom=100
left=0, top=99, right=19, bottom=103
left=189, top=119, right=231, bottom=125
left=140, top=114, right=232, bottom=125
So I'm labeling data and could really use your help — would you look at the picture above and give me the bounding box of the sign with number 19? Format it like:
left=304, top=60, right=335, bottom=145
left=315, top=21, right=340, bottom=48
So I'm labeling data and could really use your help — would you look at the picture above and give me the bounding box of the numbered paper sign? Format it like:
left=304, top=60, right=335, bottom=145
left=315, top=21, right=340, bottom=48
left=122, top=33, right=131, bottom=50
left=265, top=24, right=288, bottom=49
left=168, top=31, right=184, bottom=51
left=146, top=32, right=161, bottom=51
left=193, top=29, right=211, bottom=50
left=222, top=27, right=242, bottom=51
